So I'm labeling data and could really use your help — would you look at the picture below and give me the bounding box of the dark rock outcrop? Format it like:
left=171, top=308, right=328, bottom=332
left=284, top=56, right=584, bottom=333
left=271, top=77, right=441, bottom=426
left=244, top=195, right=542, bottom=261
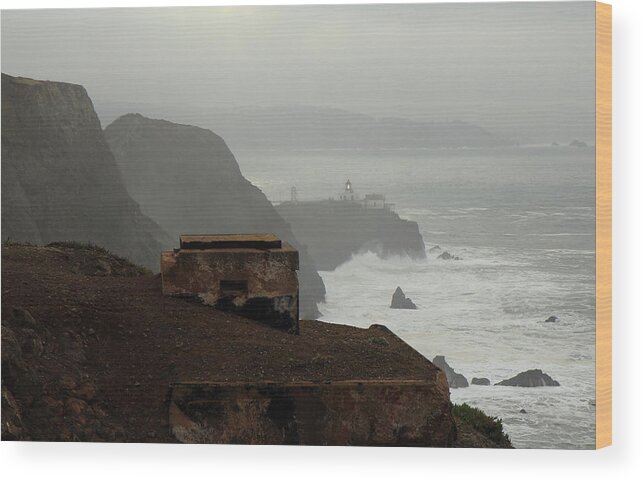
left=471, top=377, right=491, bottom=386
left=1, top=74, right=171, bottom=270
left=104, top=114, right=325, bottom=318
left=438, top=251, right=462, bottom=261
left=390, top=286, right=417, bottom=310
left=432, top=356, right=469, bottom=388
left=495, top=369, right=560, bottom=387
left=545, top=316, right=558, bottom=323
left=276, top=200, right=426, bottom=271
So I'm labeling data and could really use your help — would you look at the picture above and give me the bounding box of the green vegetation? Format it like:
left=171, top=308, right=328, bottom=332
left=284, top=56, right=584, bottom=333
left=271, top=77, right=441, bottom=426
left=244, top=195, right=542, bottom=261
left=368, top=336, right=390, bottom=347
left=47, top=240, right=112, bottom=254
left=452, top=402, right=511, bottom=446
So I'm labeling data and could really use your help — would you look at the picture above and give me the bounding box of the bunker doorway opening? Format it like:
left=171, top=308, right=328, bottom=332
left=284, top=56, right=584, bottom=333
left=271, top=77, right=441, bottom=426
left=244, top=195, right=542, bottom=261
left=220, top=280, right=248, bottom=297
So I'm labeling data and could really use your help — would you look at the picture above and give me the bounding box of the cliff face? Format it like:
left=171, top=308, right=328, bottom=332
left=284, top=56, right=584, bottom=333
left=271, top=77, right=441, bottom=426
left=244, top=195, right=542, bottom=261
left=1, top=74, right=171, bottom=269
left=276, top=200, right=426, bottom=271
left=103, top=114, right=325, bottom=318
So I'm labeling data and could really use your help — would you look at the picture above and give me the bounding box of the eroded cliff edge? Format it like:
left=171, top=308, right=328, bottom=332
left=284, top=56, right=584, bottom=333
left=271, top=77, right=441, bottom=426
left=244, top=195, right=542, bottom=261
left=1, top=74, right=171, bottom=269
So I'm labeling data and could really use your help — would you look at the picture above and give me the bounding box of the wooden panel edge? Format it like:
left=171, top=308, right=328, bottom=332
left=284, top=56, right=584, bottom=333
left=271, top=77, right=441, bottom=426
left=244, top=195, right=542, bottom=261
left=595, top=0, right=612, bottom=450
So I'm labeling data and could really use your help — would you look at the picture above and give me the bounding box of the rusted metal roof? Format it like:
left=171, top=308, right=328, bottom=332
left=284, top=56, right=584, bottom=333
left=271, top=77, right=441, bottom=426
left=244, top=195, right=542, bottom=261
left=179, top=233, right=283, bottom=250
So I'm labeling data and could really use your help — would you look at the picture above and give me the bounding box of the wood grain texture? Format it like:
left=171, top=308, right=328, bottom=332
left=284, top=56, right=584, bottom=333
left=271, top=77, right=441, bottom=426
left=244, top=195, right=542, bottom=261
left=595, top=1, right=612, bottom=449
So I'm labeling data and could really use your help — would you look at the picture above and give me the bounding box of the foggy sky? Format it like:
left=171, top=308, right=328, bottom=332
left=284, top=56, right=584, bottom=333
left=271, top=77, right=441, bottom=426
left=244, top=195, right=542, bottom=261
left=1, top=2, right=596, bottom=143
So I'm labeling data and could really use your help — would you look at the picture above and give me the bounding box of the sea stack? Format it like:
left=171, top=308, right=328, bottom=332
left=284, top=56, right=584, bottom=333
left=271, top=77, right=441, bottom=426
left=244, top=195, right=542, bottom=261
left=432, top=356, right=469, bottom=388
left=496, top=369, right=560, bottom=387
left=390, top=287, right=417, bottom=310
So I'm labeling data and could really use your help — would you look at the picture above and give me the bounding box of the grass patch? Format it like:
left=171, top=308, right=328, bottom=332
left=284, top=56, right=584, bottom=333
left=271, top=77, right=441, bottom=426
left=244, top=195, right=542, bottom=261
left=46, top=240, right=112, bottom=254
left=368, top=336, right=389, bottom=347
left=2, top=238, right=37, bottom=247
left=46, top=241, right=152, bottom=276
left=452, top=402, right=511, bottom=446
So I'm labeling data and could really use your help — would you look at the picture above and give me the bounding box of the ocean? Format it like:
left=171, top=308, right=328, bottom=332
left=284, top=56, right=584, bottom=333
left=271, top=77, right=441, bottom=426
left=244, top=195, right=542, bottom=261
left=236, top=146, right=596, bottom=449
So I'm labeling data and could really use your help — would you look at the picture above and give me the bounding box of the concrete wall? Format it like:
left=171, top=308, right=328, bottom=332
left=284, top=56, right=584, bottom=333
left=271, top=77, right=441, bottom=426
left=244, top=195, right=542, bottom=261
left=169, top=380, right=456, bottom=446
left=161, top=247, right=299, bottom=333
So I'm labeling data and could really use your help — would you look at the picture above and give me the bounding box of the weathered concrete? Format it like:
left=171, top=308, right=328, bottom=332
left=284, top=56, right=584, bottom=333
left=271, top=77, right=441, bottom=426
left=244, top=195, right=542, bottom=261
left=161, top=234, right=299, bottom=333
left=169, top=380, right=456, bottom=446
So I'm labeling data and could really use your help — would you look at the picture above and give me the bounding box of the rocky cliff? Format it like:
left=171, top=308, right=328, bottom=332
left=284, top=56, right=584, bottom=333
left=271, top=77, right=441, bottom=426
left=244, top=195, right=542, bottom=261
left=103, top=114, right=325, bottom=318
left=1, top=74, right=170, bottom=269
left=2, top=243, right=509, bottom=447
left=276, top=200, right=426, bottom=271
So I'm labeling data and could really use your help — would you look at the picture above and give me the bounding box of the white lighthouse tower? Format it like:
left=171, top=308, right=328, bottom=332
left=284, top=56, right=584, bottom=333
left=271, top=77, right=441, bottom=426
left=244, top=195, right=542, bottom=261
left=339, top=179, right=357, bottom=202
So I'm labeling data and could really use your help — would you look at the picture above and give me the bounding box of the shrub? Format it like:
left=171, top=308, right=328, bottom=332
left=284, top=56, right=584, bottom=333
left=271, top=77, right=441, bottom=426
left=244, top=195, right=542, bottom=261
left=368, top=336, right=389, bottom=347
left=452, top=402, right=511, bottom=446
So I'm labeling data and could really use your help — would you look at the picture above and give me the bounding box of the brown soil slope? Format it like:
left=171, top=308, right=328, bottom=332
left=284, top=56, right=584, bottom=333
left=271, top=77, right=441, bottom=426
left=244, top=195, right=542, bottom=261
left=1, top=244, right=509, bottom=447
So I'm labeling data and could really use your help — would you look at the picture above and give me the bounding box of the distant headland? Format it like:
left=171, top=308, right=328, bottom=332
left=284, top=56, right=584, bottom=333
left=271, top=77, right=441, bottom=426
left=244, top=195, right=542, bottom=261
left=277, top=179, right=427, bottom=271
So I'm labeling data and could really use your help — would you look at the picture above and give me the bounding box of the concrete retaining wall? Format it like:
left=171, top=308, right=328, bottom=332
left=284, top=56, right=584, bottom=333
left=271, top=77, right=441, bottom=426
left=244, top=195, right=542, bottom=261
left=169, top=380, right=455, bottom=446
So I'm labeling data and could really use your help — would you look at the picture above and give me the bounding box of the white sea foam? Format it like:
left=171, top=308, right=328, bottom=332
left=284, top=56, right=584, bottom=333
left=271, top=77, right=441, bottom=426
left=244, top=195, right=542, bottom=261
left=319, top=245, right=595, bottom=449
left=239, top=146, right=596, bottom=449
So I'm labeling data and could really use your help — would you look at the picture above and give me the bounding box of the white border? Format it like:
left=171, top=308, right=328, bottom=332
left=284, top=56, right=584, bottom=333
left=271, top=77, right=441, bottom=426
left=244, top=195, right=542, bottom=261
left=1, top=0, right=641, bottom=479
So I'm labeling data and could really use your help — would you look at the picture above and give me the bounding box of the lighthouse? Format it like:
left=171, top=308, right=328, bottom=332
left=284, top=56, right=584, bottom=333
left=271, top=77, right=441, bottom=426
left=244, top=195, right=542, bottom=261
left=340, top=179, right=357, bottom=201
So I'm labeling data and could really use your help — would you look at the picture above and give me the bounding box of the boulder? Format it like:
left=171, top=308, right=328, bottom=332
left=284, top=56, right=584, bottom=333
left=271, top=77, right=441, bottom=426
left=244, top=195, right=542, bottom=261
left=471, top=377, right=491, bottom=386
left=432, top=356, right=469, bottom=388
left=390, top=287, right=417, bottom=310
left=495, top=369, right=560, bottom=387
left=437, top=251, right=462, bottom=261
left=428, top=245, right=442, bottom=254
left=545, top=316, right=558, bottom=323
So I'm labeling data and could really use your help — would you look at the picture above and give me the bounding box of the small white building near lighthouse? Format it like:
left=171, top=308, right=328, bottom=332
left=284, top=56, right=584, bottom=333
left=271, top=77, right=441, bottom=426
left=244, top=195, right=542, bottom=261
left=363, top=193, right=386, bottom=209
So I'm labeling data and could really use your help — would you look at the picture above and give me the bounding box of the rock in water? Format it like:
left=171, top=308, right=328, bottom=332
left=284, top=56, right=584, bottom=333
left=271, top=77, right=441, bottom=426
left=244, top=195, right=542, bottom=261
left=428, top=245, right=442, bottom=254
left=545, top=316, right=558, bottom=323
left=432, top=356, right=469, bottom=388
left=437, top=251, right=462, bottom=260
left=390, top=287, right=417, bottom=310
left=471, top=377, right=491, bottom=386
left=495, top=369, right=560, bottom=387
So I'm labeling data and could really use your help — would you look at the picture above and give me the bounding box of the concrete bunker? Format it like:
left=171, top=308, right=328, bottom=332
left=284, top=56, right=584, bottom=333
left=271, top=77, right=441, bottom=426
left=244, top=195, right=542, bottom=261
left=161, top=234, right=299, bottom=334
left=168, top=380, right=456, bottom=446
